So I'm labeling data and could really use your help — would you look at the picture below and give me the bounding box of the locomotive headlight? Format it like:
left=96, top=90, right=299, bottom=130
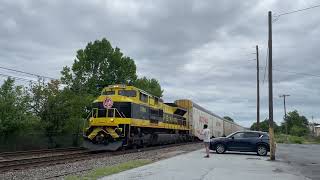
left=110, top=119, right=114, bottom=122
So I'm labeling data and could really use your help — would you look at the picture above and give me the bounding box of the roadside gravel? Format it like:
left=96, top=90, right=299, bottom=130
left=0, top=143, right=203, bottom=180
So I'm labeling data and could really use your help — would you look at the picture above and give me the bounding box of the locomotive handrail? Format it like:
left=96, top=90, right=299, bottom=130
left=83, top=112, right=93, bottom=136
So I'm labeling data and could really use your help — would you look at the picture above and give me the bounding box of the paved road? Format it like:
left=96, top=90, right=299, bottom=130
left=100, top=144, right=319, bottom=180
left=101, top=149, right=309, bottom=180
left=277, top=144, right=320, bottom=180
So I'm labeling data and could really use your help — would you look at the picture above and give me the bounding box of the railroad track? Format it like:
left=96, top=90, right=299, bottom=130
left=0, top=151, right=91, bottom=172
left=0, top=147, right=85, bottom=159
left=0, top=142, right=200, bottom=173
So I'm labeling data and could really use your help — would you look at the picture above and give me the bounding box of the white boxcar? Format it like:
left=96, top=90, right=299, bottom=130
left=175, top=100, right=224, bottom=139
left=223, top=120, right=233, bottom=136
left=175, top=99, right=246, bottom=139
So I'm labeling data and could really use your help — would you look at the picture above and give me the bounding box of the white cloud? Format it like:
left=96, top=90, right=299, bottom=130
left=1, top=0, right=320, bottom=127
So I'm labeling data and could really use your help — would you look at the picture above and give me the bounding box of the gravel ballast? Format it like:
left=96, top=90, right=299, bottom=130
left=0, top=143, right=203, bottom=180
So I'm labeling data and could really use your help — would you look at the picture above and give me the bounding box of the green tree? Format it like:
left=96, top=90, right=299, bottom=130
left=33, top=80, right=65, bottom=135
left=134, top=77, right=163, bottom=97
left=30, top=80, right=93, bottom=135
left=61, top=38, right=137, bottom=96
left=283, top=110, right=309, bottom=136
left=61, top=38, right=163, bottom=97
left=0, top=78, right=40, bottom=137
left=29, top=78, right=51, bottom=116
left=250, top=119, right=279, bottom=133
left=29, top=79, right=93, bottom=147
left=223, top=116, right=234, bottom=122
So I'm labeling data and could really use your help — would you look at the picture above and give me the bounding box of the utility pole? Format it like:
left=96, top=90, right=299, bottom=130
left=268, top=11, right=276, bottom=161
left=312, top=116, right=315, bottom=136
left=256, top=45, right=260, bottom=131
left=279, top=94, right=290, bottom=134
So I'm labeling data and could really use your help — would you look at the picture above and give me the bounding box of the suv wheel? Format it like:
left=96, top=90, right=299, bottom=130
left=215, top=144, right=226, bottom=154
left=257, top=145, right=267, bottom=156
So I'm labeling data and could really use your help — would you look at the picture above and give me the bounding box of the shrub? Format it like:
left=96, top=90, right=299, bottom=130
left=275, top=134, right=287, bottom=143
left=275, top=134, right=305, bottom=144
left=288, top=136, right=303, bottom=144
left=290, top=125, right=308, bottom=137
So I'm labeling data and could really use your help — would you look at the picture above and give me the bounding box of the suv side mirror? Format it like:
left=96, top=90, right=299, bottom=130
left=231, top=136, right=234, bottom=140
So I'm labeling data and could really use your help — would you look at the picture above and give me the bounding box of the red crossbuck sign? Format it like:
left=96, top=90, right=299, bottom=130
left=103, top=97, right=113, bottom=109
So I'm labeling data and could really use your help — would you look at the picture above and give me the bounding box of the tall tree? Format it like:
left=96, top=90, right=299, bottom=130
left=134, top=77, right=163, bottom=97
left=283, top=110, right=309, bottom=136
left=250, top=119, right=279, bottom=133
left=61, top=38, right=137, bottom=96
left=29, top=80, right=93, bottom=136
left=0, top=78, right=40, bottom=137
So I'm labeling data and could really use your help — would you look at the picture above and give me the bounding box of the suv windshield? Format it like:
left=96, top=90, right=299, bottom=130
left=226, top=132, right=238, bottom=138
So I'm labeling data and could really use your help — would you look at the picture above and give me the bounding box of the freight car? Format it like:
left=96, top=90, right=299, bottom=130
left=175, top=100, right=245, bottom=139
left=83, top=84, right=245, bottom=150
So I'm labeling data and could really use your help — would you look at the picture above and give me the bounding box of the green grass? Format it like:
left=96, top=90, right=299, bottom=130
left=65, top=159, right=152, bottom=180
left=275, top=134, right=320, bottom=144
left=304, top=136, right=320, bottom=144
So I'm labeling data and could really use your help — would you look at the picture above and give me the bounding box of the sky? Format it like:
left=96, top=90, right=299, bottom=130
left=1, top=0, right=320, bottom=127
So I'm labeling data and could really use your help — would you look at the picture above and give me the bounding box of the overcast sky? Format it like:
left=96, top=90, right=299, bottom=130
left=1, top=0, right=320, bottom=127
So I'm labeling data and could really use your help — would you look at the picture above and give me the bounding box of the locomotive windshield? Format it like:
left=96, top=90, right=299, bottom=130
left=118, top=90, right=136, bottom=97
left=102, top=90, right=115, bottom=95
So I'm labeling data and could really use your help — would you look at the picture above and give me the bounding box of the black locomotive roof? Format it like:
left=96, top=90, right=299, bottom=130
left=164, top=103, right=177, bottom=107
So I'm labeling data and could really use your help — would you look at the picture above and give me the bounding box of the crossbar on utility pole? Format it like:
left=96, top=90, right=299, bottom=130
left=279, top=94, right=290, bottom=134
left=268, top=11, right=276, bottom=161
left=256, top=45, right=260, bottom=131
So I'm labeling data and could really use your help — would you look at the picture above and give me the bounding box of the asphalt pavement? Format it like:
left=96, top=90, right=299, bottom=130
left=101, top=147, right=311, bottom=180
left=276, top=144, right=320, bottom=180
left=99, top=143, right=320, bottom=180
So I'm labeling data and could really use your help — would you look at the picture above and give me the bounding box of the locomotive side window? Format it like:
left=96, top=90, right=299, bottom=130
left=155, top=97, right=159, bottom=105
left=168, top=114, right=173, bottom=122
left=149, top=97, right=155, bottom=106
left=139, top=92, right=148, bottom=103
left=119, top=90, right=136, bottom=97
left=102, top=90, right=115, bottom=95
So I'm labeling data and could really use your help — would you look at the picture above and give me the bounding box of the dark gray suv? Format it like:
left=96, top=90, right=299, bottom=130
left=210, top=131, right=270, bottom=156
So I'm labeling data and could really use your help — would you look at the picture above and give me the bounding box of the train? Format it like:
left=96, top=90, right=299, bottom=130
left=83, top=84, right=245, bottom=150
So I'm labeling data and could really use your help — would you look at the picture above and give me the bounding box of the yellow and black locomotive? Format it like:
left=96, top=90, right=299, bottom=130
left=83, top=84, right=191, bottom=150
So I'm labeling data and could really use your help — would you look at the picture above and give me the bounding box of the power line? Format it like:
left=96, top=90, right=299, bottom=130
left=275, top=4, right=320, bottom=17
left=0, top=73, right=38, bottom=83
left=259, top=67, right=320, bottom=78
left=0, top=66, right=57, bottom=80
left=273, top=68, right=320, bottom=78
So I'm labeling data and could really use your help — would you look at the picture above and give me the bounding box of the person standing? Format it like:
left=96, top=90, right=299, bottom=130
left=201, top=124, right=211, bottom=158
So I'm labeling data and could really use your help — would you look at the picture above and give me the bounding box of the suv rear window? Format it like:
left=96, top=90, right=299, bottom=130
left=244, top=132, right=260, bottom=138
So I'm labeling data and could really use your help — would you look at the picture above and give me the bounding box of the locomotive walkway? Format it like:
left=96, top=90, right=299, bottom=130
left=101, top=148, right=310, bottom=180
